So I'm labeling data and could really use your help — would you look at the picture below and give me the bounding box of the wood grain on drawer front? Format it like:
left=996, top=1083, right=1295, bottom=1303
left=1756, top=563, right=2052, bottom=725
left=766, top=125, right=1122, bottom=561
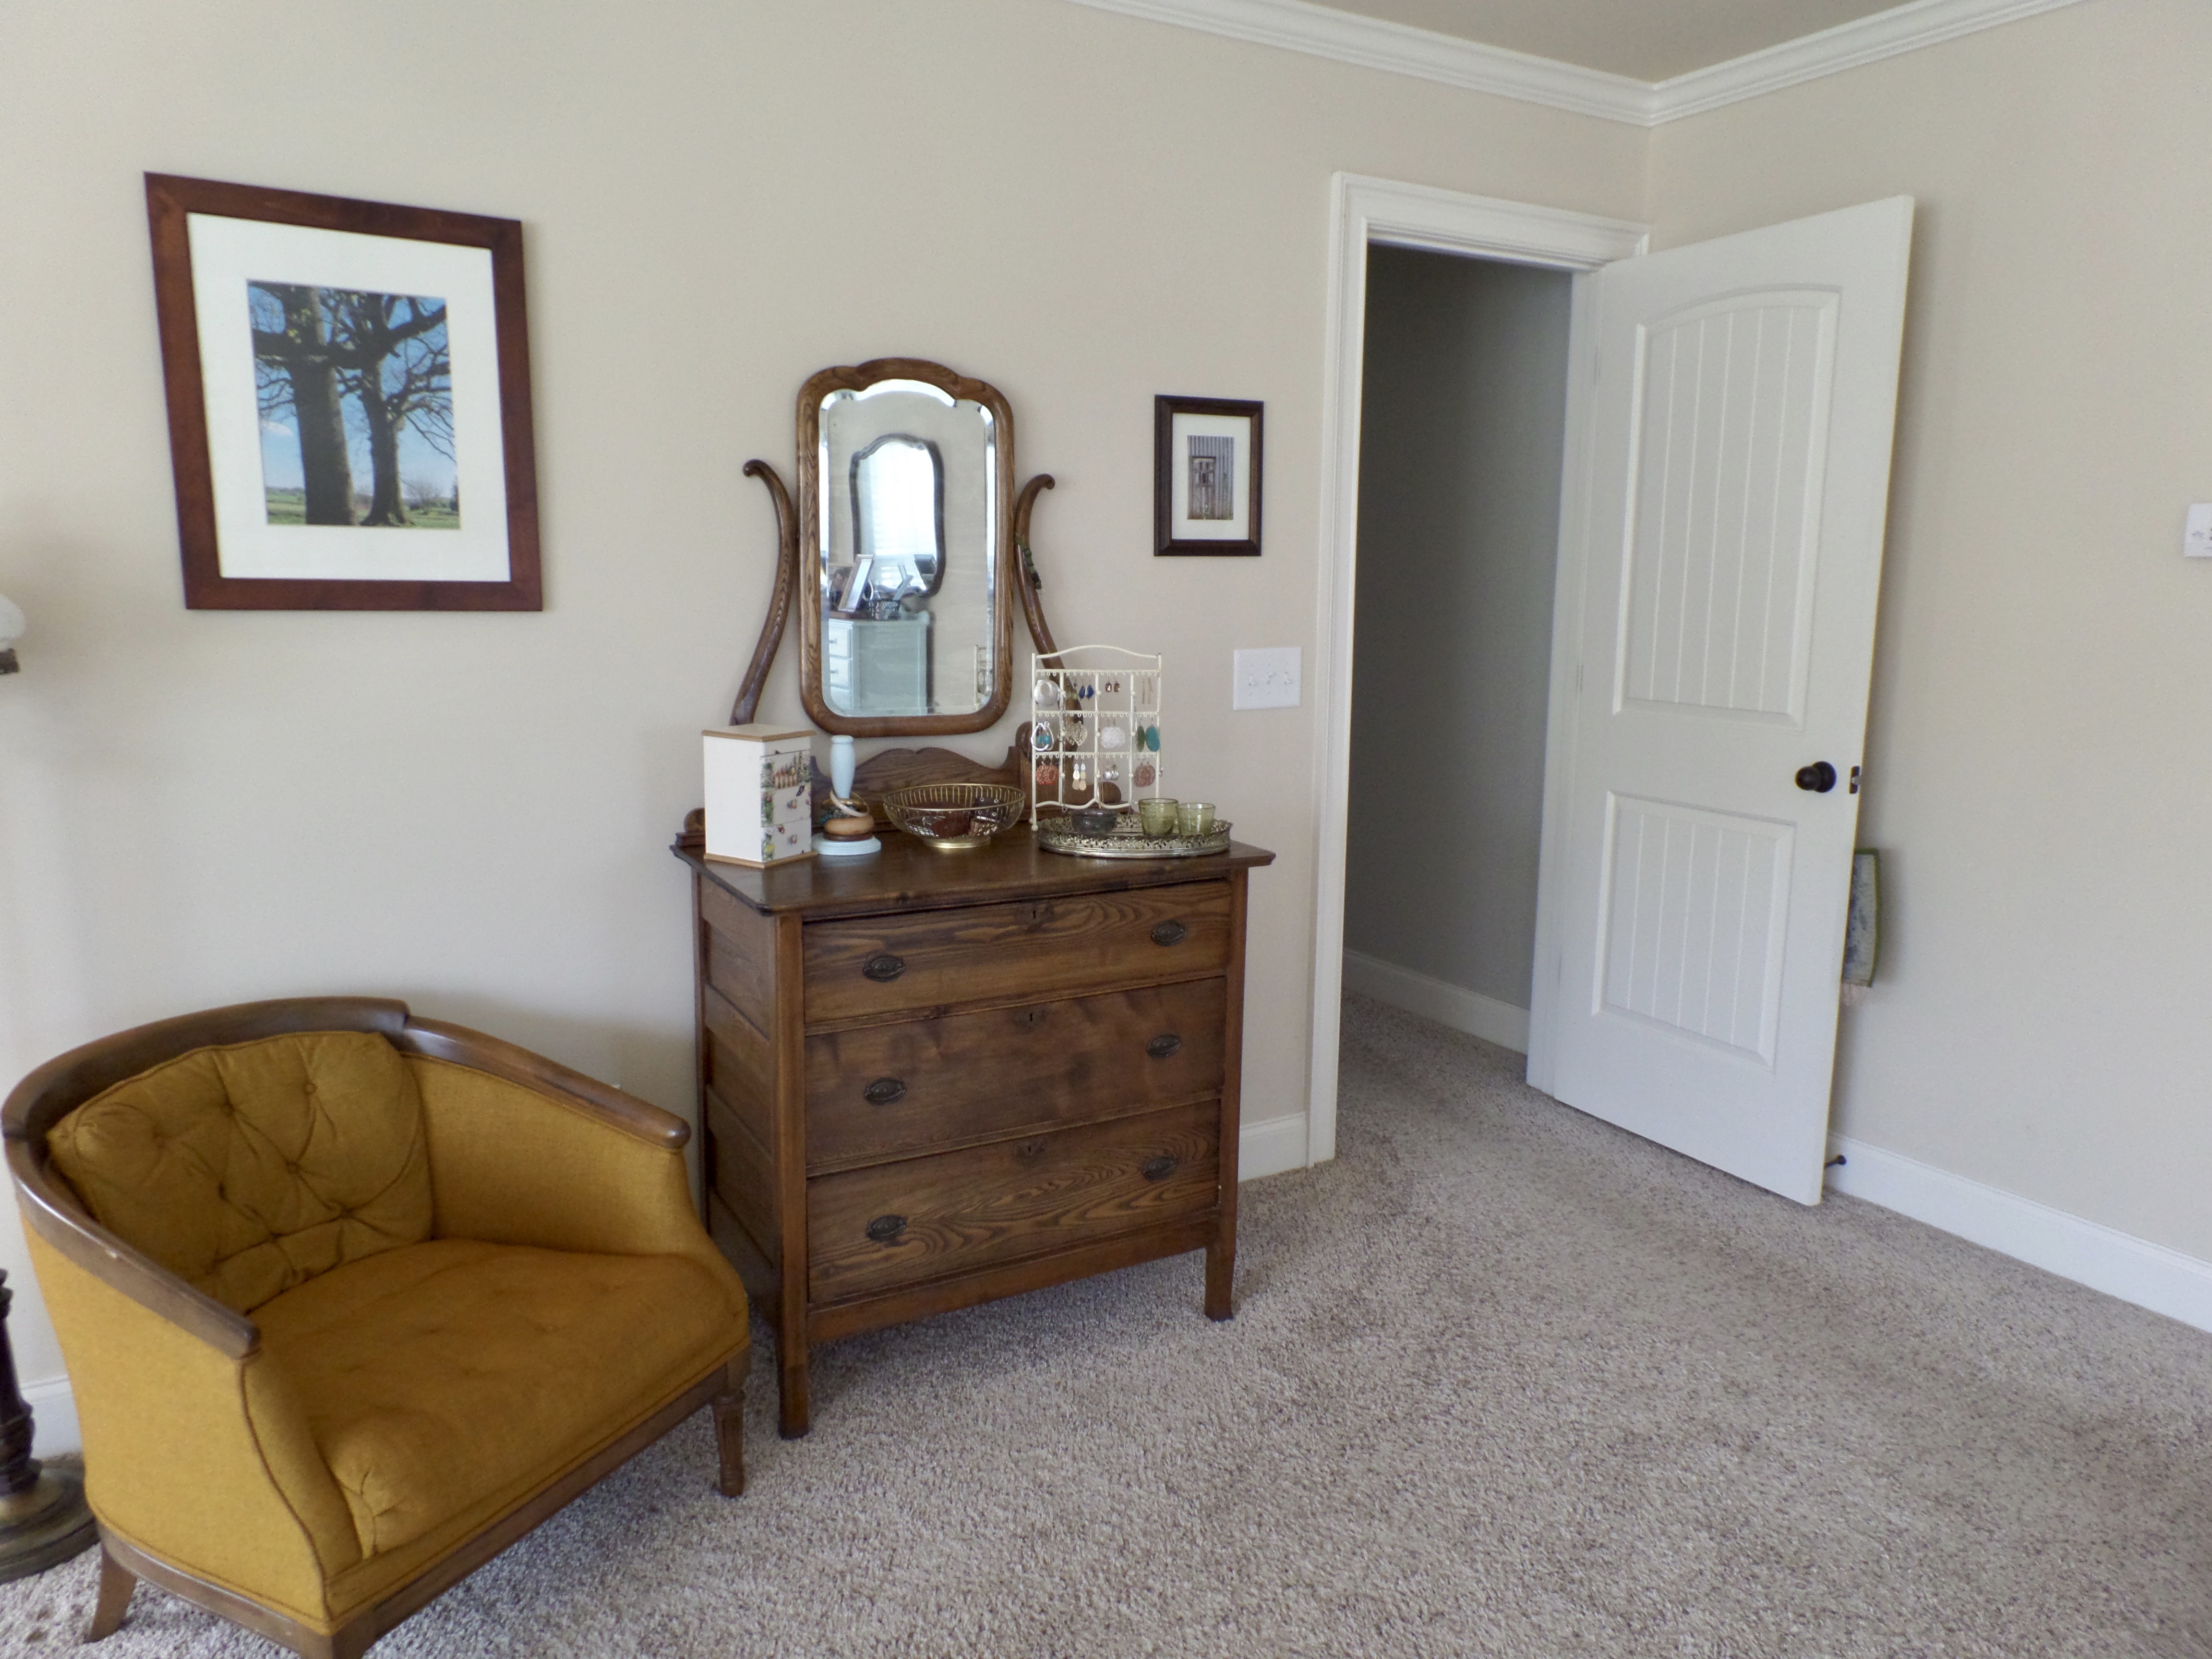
left=803, top=881, right=1231, bottom=1023
left=807, top=979, right=1226, bottom=1168
left=807, top=1100, right=1219, bottom=1303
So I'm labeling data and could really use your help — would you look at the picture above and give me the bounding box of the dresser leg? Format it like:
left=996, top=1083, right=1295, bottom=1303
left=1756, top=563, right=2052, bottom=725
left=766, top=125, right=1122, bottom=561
left=1204, top=1236, right=1235, bottom=1321
left=778, top=1348, right=812, bottom=1438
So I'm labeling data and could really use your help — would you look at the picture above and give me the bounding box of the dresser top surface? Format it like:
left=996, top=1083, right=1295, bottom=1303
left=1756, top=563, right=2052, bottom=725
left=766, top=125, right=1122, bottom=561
left=675, top=824, right=1274, bottom=918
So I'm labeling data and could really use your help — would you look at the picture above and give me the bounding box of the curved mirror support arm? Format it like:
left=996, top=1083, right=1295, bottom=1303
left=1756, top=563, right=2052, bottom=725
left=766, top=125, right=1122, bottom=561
left=730, top=459, right=799, bottom=726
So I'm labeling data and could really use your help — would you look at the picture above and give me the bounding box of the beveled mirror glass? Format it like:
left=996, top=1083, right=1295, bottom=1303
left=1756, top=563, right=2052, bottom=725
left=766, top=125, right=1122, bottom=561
left=799, top=359, right=1014, bottom=734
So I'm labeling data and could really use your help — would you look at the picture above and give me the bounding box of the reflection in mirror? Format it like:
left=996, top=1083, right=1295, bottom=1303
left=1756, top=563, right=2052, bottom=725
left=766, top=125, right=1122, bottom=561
left=817, top=377, right=998, bottom=722
left=852, top=435, right=943, bottom=602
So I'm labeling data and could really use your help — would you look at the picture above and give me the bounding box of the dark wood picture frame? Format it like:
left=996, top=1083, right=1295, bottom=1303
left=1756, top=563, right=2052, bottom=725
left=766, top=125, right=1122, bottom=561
left=1154, top=395, right=1262, bottom=557
left=145, top=173, right=541, bottom=611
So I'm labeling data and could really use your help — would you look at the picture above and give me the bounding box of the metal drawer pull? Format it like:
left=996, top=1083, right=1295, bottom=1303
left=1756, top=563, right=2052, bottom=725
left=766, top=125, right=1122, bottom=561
left=863, top=953, right=906, bottom=982
left=863, top=1077, right=907, bottom=1106
left=1146, top=1033, right=1183, bottom=1060
left=866, top=1214, right=907, bottom=1244
left=1141, top=1153, right=1179, bottom=1182
left=1149, top=920, right=1188, bottom=947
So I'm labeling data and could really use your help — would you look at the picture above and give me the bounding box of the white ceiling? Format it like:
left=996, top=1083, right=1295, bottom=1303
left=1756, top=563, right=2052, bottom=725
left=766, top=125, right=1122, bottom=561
left=1311, top=0, right=1909, bottom=81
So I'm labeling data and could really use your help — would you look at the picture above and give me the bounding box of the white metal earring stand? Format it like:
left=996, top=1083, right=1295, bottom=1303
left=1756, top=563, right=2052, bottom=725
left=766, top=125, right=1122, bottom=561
left=1029, top=645, right=1163, bottom=828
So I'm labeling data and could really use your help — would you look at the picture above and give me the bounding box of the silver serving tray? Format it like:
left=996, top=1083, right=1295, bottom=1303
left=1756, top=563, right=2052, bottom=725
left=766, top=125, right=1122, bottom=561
left=1036, top=817, right=1232, bottom=859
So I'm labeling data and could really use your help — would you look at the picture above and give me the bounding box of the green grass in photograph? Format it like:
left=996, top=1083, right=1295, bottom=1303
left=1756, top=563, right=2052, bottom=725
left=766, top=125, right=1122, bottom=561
left=263, top=487, right=459, bottom=529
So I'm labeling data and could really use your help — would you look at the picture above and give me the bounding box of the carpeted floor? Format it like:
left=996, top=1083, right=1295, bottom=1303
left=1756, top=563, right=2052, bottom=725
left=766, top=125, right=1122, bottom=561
left=8, top=995, right=2212, bottom=1657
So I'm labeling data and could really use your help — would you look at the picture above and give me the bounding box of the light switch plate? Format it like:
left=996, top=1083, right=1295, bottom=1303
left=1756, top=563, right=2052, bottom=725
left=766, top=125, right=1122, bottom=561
left=1233, top=647, right=1301, bottom=710
left=2187, top=503, right=2212, bottom=558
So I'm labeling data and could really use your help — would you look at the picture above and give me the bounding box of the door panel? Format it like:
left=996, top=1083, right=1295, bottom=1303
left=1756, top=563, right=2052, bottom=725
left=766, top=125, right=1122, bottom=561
left=1598, top=794, right=1792, bottom=1063
left=1620, top=292, right=1837, bottom=724
left=1541, top=197, right=1913, bottom=1204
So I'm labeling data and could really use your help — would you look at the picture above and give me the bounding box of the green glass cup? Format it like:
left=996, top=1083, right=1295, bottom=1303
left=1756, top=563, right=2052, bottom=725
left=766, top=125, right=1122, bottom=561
left=1139, top=798, right=1179, bottom=836
left=1175, top=801, right=1215, bottom=836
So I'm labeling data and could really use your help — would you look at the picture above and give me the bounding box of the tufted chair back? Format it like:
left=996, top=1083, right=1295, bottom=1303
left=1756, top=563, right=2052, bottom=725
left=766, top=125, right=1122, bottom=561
left=43, top=1031, right=433, bottom=1313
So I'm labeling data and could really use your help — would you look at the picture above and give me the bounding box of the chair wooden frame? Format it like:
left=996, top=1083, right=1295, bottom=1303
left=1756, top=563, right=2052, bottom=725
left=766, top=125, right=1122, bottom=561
left=3, top=997, right=748, bottom=1659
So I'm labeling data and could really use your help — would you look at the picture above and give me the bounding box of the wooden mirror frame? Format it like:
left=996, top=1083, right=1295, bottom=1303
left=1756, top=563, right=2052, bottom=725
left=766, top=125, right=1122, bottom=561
left=730, top=360, right=1061, bottom=734
left=799, top=359, right=1012, bottom=736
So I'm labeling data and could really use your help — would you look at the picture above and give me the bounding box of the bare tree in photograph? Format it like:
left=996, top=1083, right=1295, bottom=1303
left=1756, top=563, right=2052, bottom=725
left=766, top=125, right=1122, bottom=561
left=251, top=283, right=355, bottom=524
left=252, top=283, right=454, bottom=528
left=330, top=292, right=450, bottom=527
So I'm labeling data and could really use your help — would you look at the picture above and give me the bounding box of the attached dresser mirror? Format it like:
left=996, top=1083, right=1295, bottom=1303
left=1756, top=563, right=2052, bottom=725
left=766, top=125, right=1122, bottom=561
left=800, top=360, right=1015, bottom=734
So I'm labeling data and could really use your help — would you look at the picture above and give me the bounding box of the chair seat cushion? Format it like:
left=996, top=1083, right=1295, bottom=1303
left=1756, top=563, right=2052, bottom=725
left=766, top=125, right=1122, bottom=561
left=256, top=1238, right=744, bottom=1559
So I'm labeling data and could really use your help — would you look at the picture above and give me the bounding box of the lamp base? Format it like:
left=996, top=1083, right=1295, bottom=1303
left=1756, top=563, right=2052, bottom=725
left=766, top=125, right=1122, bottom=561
left=0, top=1463, right=96, bottom=1582
left=813, top=833, right=880, bottom=858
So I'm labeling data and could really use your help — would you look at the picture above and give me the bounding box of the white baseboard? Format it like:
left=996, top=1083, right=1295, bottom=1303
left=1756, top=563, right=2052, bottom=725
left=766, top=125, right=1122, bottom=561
left=1342, top=950, right=1531, bottom=1054
left=1240, top=1114, right=1309, bottom=1181
left=25, top=1375, right=78, bottom=1457
left=1826, top=1135, right=2212, bottom=1336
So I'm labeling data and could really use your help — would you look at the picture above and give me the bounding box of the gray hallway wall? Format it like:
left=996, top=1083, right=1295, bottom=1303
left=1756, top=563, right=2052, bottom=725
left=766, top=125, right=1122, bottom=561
left=1344, top=247, right=1572, bottom=1012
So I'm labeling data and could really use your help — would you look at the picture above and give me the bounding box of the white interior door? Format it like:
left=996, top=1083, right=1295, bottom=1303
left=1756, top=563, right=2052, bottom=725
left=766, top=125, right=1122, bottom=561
left=1537, top=197, right=1913, bottom=1204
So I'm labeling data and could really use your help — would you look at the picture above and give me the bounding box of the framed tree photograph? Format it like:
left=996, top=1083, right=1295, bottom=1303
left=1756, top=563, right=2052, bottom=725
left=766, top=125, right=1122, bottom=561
left=1154, top=395, right=1262, bottom=557
left=145, top=173, right=541, bottom=610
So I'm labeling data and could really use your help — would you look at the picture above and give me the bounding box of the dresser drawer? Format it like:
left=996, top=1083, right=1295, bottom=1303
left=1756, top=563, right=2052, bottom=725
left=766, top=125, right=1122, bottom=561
left=804, top=880, right=1231, bottom=1024
left=806, top=979, right=1226, bottom=1168
left=807, top=1100, right=1220, bottom=1303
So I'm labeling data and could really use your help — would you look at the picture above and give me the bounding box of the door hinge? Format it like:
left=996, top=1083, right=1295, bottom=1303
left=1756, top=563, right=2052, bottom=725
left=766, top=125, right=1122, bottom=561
left=1849, top=765, right=1862, bottom=795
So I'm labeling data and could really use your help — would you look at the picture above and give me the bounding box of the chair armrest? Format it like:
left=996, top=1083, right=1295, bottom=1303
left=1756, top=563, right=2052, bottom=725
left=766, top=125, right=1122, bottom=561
left=8, top=1141, right=257, bottom=1360
left=393, top=1017, right=688, bottom=1149
left=12, top=1150, right=362, bottom=1616
left=396, top=1024, right=731, bottom=1283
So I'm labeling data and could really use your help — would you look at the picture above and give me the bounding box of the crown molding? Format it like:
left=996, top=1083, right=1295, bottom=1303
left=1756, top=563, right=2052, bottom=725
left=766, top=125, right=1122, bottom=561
left=1061, top=0, right=2091, bottom=126
left=1648, top=0, right=2088, bottom=121
left=1060, top=0, right=1652, bottom=123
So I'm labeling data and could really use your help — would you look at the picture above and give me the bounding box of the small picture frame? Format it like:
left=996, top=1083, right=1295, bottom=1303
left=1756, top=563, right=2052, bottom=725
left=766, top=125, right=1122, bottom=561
left=1154, top=395, right=1262, bottom=557
left=145, top=173, right=541, bottom=611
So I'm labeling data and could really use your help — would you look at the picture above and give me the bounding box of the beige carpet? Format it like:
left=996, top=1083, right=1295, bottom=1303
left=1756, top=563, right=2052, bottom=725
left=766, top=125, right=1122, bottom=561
left=7, top=994, right=2212, bottom=1657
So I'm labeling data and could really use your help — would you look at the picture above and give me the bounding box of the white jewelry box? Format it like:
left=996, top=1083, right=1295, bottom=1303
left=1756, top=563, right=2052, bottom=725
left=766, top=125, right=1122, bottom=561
left=702, top=724, right=817, bottom=867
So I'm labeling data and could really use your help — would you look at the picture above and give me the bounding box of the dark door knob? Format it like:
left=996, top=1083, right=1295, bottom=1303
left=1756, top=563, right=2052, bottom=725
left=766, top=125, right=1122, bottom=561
left=1150, top=920, right=1188, bottom=947
left=862, top=1077, right=906, bottom=1106
left=862, top=953, right=906, bottom=982
left=1794, top=762, right=1838, bottom=793
left=1146, top=1033, right=1183, bottom=1060
left=865, top=1214, right=906, bottom=1244
left=1141, top=1154, right=1179, bottom=1182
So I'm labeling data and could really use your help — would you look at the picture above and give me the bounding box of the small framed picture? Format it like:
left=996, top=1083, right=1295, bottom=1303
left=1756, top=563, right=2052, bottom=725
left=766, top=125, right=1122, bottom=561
left=145, top=173, right=541, bottom=610
left=1154, top=395, right=1262, bottom=557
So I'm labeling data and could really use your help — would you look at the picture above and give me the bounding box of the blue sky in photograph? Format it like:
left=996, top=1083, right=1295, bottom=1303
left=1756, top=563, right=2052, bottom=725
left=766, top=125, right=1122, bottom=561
left=259, top=411, right=457, bottom=495
left=252, top=281, right=457, bottom=502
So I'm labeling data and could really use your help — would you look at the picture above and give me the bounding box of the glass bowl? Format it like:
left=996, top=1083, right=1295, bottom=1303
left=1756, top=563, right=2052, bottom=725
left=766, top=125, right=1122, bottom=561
left=882, top=783, right=1027, bottom=849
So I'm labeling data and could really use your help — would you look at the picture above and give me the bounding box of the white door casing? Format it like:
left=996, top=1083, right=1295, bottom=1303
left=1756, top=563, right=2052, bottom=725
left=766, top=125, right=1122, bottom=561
left=1306, top=175, right=1648, bottom=1166
left=1537, top=197, right=1914, bottom=1203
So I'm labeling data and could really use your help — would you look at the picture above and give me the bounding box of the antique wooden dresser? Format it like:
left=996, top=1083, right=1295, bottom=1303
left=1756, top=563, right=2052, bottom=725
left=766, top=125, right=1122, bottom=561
left=674, top=822, right=1273, bottom=1436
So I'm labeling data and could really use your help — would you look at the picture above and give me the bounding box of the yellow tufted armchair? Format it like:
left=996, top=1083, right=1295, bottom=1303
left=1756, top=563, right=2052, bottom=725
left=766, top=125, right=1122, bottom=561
left=2, top=997, right=750, bottom=1659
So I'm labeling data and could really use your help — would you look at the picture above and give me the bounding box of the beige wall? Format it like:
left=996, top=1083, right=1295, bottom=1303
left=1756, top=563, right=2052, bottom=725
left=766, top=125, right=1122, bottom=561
left=1644, top=0, right=2212, bottom=1257
left=0, top=1, right=1645, bottom=1408
left=10, top=0, right=2195, bottom=1430
left=1346, top=249, right=1570, bottom=1009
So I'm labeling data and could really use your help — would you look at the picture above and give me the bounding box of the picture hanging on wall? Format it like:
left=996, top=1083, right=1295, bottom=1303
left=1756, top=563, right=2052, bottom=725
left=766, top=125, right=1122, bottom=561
left=145, top=173, right=541, bottom=610
left=1154, top=394, right=1262, bottom=557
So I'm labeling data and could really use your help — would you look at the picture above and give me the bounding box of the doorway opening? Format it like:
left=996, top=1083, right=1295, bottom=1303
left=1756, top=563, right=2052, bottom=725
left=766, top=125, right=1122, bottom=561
left=1342, top=247, right=1572, bottom=1064
left=1304, top=175, right=1647, bottom=1167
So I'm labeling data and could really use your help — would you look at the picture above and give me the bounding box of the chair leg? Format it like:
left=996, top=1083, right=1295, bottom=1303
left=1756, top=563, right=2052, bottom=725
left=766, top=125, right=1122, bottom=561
left=84, top=1545, right=134, bottom=1641
left=712, top=1363, right=745, bottom=1498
